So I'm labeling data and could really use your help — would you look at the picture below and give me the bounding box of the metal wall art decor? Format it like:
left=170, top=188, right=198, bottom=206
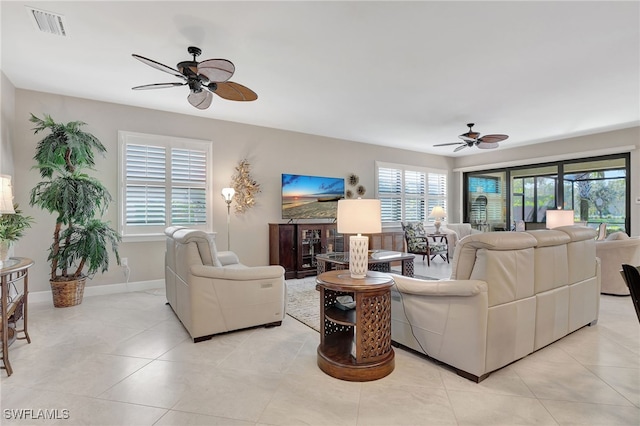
left=347, top=173, right=364, bottom=198
left=231, top=159, right=261, bottom=213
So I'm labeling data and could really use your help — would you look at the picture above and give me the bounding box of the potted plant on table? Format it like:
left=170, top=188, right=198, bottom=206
left=0, top=204, right=34, bottom=262
left=28, top=114, right=120, bottom=307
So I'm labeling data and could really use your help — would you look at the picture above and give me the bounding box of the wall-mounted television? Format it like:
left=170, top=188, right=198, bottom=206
left=281, top=173, right=345, bottom=220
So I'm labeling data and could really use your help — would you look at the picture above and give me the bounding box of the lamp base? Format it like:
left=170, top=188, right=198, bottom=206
left=434, top=220, right=441, bottom=234
left=349, top=235, right=369, bottom=279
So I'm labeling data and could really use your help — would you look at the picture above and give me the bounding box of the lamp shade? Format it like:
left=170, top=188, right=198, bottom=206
left=546, top=209, right=574, bottom=229
left=221, top=187, right=235, bottom=201
left=337, top=199, right=381, bottom=235
left=0, top=175, right=15, bottom=214
left=429, top=206, right=447, bottom=218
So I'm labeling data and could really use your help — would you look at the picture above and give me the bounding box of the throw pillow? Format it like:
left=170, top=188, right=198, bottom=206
left=605, top=231, right=629, bottom=241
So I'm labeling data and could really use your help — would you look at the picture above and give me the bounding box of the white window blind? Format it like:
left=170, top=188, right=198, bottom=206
left=119, top=132, right=212, bottom=239
left=376, top=161, right=447, bottom=225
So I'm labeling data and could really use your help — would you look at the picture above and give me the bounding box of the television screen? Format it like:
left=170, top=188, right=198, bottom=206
left=282, top=174, right=345, bottom=219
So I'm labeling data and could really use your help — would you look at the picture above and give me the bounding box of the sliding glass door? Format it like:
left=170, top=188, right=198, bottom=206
left=463, top=153, right=630, bottom=234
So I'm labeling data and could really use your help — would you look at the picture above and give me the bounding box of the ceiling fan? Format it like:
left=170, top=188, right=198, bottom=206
left=434, top=123, right=509, bottom=152
left=131, top=46, right=257, bottom=110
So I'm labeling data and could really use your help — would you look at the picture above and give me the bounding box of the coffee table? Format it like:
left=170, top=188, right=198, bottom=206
left=316, top=251, right=415, bottom=277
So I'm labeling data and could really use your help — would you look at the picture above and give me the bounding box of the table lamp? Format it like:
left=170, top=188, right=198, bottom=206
left=337, top=198, right=382, bottom=279
left=546, top=209, right=574, bottom=229
left=429, top=206, right=446, bottom=234
left=0, top=175, right=15, bottom=214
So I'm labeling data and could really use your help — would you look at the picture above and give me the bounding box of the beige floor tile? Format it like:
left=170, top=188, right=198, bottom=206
left=1, top=386, right=166, bottom=425
left=541, top=399, right=640, bottom=425
left=258, top=373, right=361, bottom=425
left=512, top=359, right=634, bottom=406
left=584, top=364, right=640, bottom=407
left=448, top=390, right=559, bottom=426
left=358, top=383, right=457, bottom=425
left=159, top=328, right=253, bottom=365
left=98, top=359, right=215, bottom=408
left=107, top=328, right=189, bottom=358
left=171, top=368, right=283, bottom=422
left=440, top=365, right=535, bottom=398
left=154, top=410, right=254, bottom=425
left=374, top=349, right=445, bottom=389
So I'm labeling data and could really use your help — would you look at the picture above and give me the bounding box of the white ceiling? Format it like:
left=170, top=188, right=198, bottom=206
left=2, top=1, right=639, bottom=156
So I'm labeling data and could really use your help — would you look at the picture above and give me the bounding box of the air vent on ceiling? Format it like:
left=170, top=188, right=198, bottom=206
left=26, top=6, right=67, bottom=36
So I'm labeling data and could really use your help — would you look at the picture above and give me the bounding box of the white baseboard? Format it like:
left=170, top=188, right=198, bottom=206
left=29, top=279, right=164, bottom=304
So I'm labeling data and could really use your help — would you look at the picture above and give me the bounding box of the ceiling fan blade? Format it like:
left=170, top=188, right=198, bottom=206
left=198, top=59, right=235, bottom=83
left=132, top=54, right=186, bottom=80
left=188, top=90, right=213, bottom=109
left=433, top=142, right=463, bottom=147
left=478, top=134, right=509, bottom=144
left=132, top=82, right=186, bottom=90
left=454, top=144, right=468, bottom=152
left=477, top=142, right=500, bottom=150
left=211, top=81, right=258, bottom=101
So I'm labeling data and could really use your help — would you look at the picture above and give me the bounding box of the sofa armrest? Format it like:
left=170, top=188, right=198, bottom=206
left=191, top=264, right=285, bottom=281
left=216, top=251, right=241, bottom=266
left=393, top=275, right=487, bottom=297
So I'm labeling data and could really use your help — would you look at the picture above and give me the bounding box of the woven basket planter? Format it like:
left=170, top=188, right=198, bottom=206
left=50, top=277, right=86, bottom=308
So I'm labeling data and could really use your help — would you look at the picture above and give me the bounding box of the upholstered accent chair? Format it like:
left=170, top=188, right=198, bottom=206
left=401, top=222, right=447, bottom=266
left=443, top=223, right=483, bottom=258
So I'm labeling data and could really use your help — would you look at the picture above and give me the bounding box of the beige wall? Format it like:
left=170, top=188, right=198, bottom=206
left=1, top=71, right=16, bottom=175
left=12, top=89, right=453, bottom=292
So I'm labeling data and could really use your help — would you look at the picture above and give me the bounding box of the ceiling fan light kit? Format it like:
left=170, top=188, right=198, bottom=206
left=132, top=46, right=257, bottom=110
left=434, top=123, right=509, bottom=152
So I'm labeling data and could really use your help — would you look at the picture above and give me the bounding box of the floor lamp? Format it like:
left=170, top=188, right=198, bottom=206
left=221, top=187, right=235, bottom=250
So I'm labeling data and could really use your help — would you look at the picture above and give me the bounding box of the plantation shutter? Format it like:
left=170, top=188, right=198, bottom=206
left=378, top=167, right=403, bottom=222
left=119, top=131, right=212, bottom=239
left=427, top=172, right=447, bottom=221
left=404, top=170, right=426, bottom=222
left=171, top=148, right=207, bottom=224
left=125, top=144, right=166, bottom=226
left=376, top=161, right=447, bottom=225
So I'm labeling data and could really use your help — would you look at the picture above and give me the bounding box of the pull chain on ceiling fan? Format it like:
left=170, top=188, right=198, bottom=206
left=434, top=123, right=509, bottom=152
left=131, top=46, right=257, bottom=110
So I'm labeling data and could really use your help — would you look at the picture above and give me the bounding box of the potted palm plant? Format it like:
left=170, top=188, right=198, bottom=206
left=28, top=114, right=120, bottom=307
left=0, top=204, right=34, bottom=262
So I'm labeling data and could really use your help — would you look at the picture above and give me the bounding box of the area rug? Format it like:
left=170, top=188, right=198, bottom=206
left=286, top=279, right=320, bottom=332
left=285, top=274, right=440, bottom=333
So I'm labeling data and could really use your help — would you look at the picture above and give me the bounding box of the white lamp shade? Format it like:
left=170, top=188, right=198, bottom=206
left=337, top=199, right=382, bottom=235
left=0, top=175, right=15, bottom=214
left=546, top=209, right=574, bottom=229
left=429, top=206, right=447, bottom=218
left=221, top=187, right=235, bottom=201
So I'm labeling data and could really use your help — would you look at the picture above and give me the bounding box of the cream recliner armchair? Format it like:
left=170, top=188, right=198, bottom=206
left=165, top=227, right=286, bottom=342
left=596, top=232, right=640, bottom=295
left=391, top=226, right=600, bottom=382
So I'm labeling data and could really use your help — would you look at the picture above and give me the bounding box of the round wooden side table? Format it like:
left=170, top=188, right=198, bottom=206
left=315, top=270, right=394, bottom=381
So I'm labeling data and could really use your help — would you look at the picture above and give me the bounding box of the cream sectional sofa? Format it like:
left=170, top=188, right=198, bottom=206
left=165, top=227, right=286, bottom=342
left=391, top=226, right=600, bottom=382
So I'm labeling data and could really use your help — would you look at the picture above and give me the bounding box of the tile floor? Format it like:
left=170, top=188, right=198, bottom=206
left=1, top=260, right=639, bottom=425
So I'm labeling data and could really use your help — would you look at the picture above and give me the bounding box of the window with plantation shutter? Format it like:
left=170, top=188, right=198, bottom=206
left=375, top=161, right=447, bottom=225
left=119, top=132, right=212, bottom=240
